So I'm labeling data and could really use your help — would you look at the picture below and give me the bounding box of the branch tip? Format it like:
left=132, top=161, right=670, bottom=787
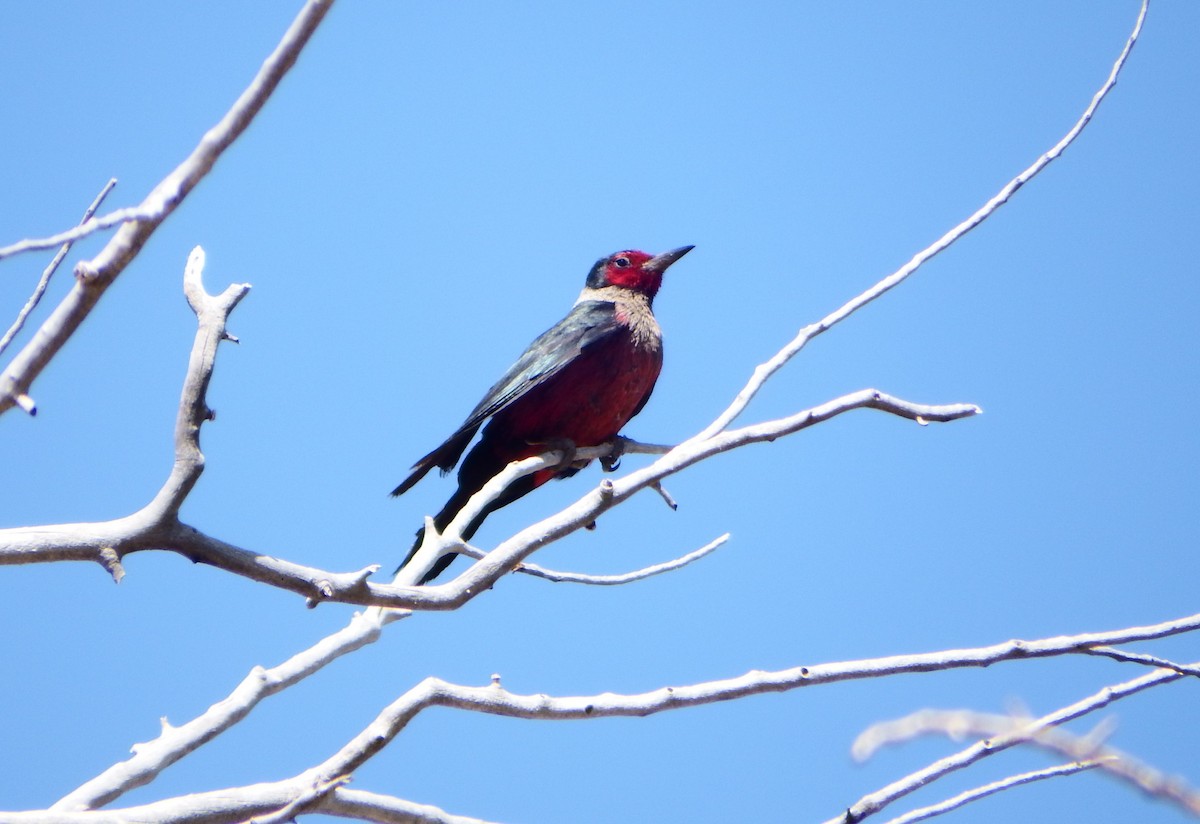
left=651, top=481, right=678, bottom=511
left=98, top=547, right=125, bottom=584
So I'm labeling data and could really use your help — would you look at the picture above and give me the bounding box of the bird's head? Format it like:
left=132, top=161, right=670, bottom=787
left=585, top=246, right=694, bottom=298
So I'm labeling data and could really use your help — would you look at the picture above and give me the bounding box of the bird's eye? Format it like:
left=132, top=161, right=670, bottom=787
left=613, top=256, right=631, bottom=268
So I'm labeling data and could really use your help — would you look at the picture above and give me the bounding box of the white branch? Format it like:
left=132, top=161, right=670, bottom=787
left=1083, top=645, right=1200, bottom=677
left=423, top=529, right=732, bottom=585
left=322, top=788, right=498, bottom=824
left=881, top=761, right=1106, bottom=824
left=51, top=608, right=405, bottom=811
left=506, top=533, right=731, bottom=585
left=48, top=606, right=1200, bottom=813
left=0, top=205, right=150, bottom=261
left=0, top=179, right=117, bottom=360
left=835, top=660, right=1187, bottom=823
left=859, top=706, right=1200, bottom=819
left=52, top=618, right=1189, bottom=823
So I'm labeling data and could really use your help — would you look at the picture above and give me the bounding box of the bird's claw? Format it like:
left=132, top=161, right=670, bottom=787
left=600, top=435, right=631, bottom=472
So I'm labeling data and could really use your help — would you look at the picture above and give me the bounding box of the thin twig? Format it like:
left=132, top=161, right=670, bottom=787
left=836, top=661, right=1183, bottom=823
left=0, top=178, right=117, bottom=360
left=478, top=533, right=730, bottom=585
left=1083, top=646, right=1200, bottom=678
left=0, top=204, right=148, bottom=262
left=690, top=0, right=1149, bottom=441
left=881, top=761, right=1107, bottom=824
left=858, top=705, right=1200, bottom=818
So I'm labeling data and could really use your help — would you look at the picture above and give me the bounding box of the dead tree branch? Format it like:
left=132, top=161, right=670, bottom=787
left=48, top=607, right=1200, bottom=813
left=879, top=761, right=1107, bottom=824
left=857, top=704, right=1200, bottom=819
left=836, top=658, right=1188, bottom=823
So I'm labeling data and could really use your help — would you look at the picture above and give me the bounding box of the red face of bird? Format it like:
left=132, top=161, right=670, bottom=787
left=586, top=246, right=694, bottom=297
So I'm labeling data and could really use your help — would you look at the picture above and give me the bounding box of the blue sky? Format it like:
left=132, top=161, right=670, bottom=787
left=2, top=3, right=1198, bottom=822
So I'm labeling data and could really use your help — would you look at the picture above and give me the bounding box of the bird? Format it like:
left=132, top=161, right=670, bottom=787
left=392, top=245, right=694, bottom=582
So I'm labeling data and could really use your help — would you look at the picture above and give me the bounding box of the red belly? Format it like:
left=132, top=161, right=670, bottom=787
left=490, top=332, right=662, bottom=456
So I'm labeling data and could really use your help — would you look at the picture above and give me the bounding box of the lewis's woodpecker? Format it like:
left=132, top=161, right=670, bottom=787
left=393, top=246, right=694, bottom=581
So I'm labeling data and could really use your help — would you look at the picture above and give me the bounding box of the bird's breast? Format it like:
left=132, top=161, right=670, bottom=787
left=492, top=327, right=662, bottom=448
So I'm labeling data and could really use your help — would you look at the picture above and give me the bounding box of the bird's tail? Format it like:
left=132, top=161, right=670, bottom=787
left=396, top=485, right=494, bottom=584
left=396, top=441, right=550, bottom=583
left=397, top=492, right=465, bottom=583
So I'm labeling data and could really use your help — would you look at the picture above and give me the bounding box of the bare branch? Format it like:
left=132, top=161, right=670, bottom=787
left=151, top=246, right=251, bottom=518
left=321, top=788, right=499, bottom=824
left=881, top=761, right=1107, bottom=824
left=859, top=706, right=1200, bottom=818
left=0, top=205, right=149, bottom=261
left=52, top=608, right=404, bottom=811
left=80, top=632, right=1175, bottom=823
left=246, top=775, right=350, bottom=824
left=1083, top=646, right=1200, bottom=678
left=52, top=604, right=1200, bottom=813
left=691, top=0, right=1148, bottom=440
left=0, top=388, right=974, bottom=608
left=836, top=661, right=1187, bottom=823
left=482, top=533, right=731, bottom=585
left=0, top=178, right=117, bottom=361
left=0, top=0, right=334, bottom=417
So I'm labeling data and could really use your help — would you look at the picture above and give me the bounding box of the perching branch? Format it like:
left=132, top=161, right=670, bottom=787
left=404, top=390, right=979, bottom=610
left=0, top=358, right=976, bottom=607
left=0, top=0, right=333, bottom=417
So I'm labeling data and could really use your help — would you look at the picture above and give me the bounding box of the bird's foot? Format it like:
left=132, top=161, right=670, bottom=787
left=600, top=435, right=632, bottom=472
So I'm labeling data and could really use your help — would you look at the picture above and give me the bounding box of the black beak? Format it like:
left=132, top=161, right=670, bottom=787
left=644, top=245, right=695, bottom=274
